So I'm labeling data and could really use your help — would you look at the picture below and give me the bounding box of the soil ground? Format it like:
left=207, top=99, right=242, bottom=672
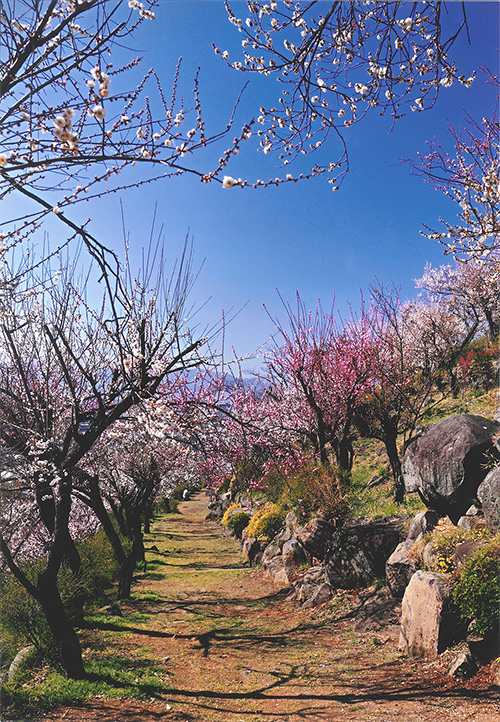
left=15, top=493, right=500, bottom=722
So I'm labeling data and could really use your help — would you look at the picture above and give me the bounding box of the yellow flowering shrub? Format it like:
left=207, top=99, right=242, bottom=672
left=246, top=503, right=286, bottom=540
left=221, top=503, right=241, bottom=527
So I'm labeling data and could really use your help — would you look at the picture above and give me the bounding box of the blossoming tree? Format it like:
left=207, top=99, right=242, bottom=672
left=219, top=1, right=474, bottom=186
left=262, top=294, right=377, bottom=472
left=0, top=0, right=256, bottom=273
left=415, top=254, right=500, bottom=342
left=355, top=281, right=481, bottom=499
left=0, top=246, right=209, bottom=678
left=410, top=83, right=499, bottom=260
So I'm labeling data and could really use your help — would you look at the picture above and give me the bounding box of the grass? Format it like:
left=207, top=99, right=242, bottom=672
left=2, top=653, right=173, bottom=713
left=346, top=385, right=499, bottom=522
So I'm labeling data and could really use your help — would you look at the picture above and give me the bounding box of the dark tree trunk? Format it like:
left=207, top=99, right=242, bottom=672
left=332, top=435, right=354, bottom=472
left=384, top=428, right=404, bottom=503
left=117, top=555, right=136, bottom=599
left=143, top=503, right=153, bottom=534
left=485, top=309, right=499, bottom=342
left=117, top=518, right=145, bottom=599
left=37, top=568, right=85, bottom=679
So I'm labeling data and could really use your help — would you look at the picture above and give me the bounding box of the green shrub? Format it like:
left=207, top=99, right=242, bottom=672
left=409, top=517, right=493, bottom=574
left=451, top=540, right=500, bottom=637
left=226, top=511, right=250, bottom=539
left=163, top=497, right=180, bottom=514
left=60, top=528, right=119, bottom=622
left=0, top=562, right=54, bottom=666
left=1, top=529, right=119, bottom=669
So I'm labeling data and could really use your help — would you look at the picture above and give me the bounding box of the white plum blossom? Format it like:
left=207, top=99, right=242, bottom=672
left=92, top=105, right=106, bottom=120
left=222, top=175, right=238, bottom=189
left=354, top=83, right=369, bottom=96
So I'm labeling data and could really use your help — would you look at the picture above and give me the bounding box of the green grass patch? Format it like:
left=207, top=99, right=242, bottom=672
left=2, top=653, right=172, bottom=716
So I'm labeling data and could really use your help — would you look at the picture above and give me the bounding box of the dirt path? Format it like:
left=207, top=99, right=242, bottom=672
left=37, top=493, right=499, bottom=722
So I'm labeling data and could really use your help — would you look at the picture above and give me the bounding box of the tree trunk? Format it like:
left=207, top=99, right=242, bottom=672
left=143, top=503, right=153, bottom=534
left=117, top=521, right=145, bottom=598
left=37, top=568, right=85, bottom=679
left=384, top=426, right=404, bottom=503
left=117, top=554, right=136, bottom=599
left=333, top=436, right=354, bottom=472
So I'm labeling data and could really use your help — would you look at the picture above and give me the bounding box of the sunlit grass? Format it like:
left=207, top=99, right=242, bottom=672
left=1, top=652, right=173, bottom=713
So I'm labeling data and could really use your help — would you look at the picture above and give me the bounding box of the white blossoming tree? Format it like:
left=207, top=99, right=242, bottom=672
left=410, top=88, right=499, bottom=261
left=0, top=0, right=254, bottom=273
left=415, top=254, right=500, bottom=342
left=0, top=245, right=210, bottom=678
left=218, top=0, right=474, bottom=186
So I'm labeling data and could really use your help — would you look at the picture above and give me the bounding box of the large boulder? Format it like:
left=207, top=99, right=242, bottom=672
left=281, top=538, right=307, bottom=567
left=297, top=516, right=335, bottom=561
left=477, top=466, right=500, bottom=530
left=264, top=555, right=290, bottom=586
left=288, top=566, right=327, bottom=605
left=406, top=509, right=439, bottom=541
left=242, top=537, right=262, bottom=566
left=301, top=583, right=332, bottom=609
left=324, top=516, right=406, bottom=589
left=398, top=570, right=463, bottom=657
left=402, top=415, right=500, bottom=523
left=262, top=544, right=281, bottom=566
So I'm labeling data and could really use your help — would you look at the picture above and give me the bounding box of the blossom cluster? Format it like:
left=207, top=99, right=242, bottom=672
left=214, top=1, right=474, bottom=186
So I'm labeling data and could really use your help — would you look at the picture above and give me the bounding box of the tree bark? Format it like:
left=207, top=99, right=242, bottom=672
left=383, top=425, right=405, bottom=503
left=143, top=503, right=153, bottom=534
left=37, top=568, right=85, bottom=679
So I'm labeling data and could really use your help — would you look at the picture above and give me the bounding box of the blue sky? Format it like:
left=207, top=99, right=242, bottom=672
left=9, top=1, right=500, bottom=370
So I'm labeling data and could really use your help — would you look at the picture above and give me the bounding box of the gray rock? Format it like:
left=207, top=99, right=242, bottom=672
left=297, top=517, right=335, bottom=561
left=398, top=570, right=461, bottom=657
left=465, top=504, right=482, bottom=515
left=288, top=566, right=326, bottom=604
left=402, top=414, right=500, bottom=522
left=451, top=539, right=487, bottom=570
left=242, top=537, right=261, bottom=566
left=8, top=645, right=36, bottom=682
left=225, top=505, right=245, bottom=520
left=219, top=491, right=233, bottom=511
left=282, top=537, right=307, bottom=567
left=301, top=583, right=332, bottom=608
left=325, top=516, right=406, bottom=589
left=262, top=544, right=281, bottom=566
left=406, top=510, right=439, bottom=541
left=491, top=658, right=500, bottom=687
left=457, top=513, right=487, bottom=531
left=386, top=540, right=418, bottom=598
left=264, top=555, right=291, bottom=586
left=273, top=511, right=304, bottom=547
left=477, top=466, right=500, bottom=530
left=447, top=648, right=476, bottom=678
left=285, top=510, right=304, bottom=537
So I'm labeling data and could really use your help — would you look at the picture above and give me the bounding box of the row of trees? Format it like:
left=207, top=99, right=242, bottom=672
left=197, top=256, right=499, bottom=504
left=0, top=247, right=208, bottom=677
